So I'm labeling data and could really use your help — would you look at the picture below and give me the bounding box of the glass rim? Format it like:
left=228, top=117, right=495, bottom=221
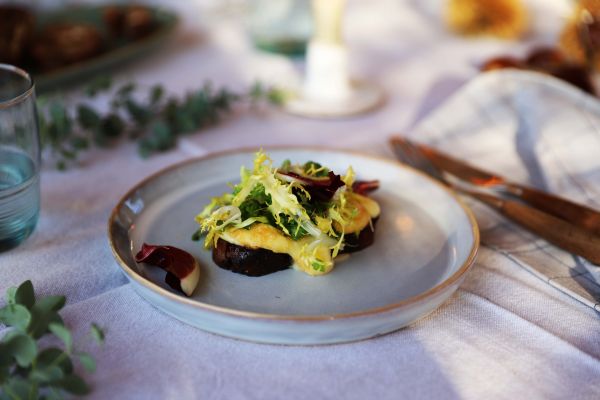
left=0, top=63, right=35, bottom=110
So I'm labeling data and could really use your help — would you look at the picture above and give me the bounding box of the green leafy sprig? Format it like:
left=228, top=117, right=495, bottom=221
left=37, top=78, right=285, bottom=170
left=0, top=281, right=104, bottom=400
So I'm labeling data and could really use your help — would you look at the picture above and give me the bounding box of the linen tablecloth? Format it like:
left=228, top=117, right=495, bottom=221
left=1, top=1, right=600, bottom=399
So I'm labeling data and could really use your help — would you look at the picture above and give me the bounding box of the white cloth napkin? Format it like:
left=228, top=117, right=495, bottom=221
left=410, top=69, right=600, bottom=310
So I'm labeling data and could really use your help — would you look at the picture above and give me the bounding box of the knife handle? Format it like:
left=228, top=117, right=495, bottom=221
left=505, top=183, right=600, bottom=236
left=467, top=190, right=600, bottom=265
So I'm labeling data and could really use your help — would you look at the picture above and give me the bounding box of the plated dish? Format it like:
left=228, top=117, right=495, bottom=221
left=0, top=4, right=178, bottom=92
left=195, top=150, right=380, bottom=278
left=108, top=148, right=479, bottom=345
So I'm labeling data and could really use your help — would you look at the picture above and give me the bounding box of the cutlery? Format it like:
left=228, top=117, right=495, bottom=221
left=414, top=141, right=600, bottom=235
left=390, top=136, right=600, bottom=265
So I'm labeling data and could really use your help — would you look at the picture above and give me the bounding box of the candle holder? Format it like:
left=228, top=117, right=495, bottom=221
left=284, top=0, right=384, bottom=118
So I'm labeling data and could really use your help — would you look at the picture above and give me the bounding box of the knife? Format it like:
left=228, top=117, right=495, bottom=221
left=415, top=142, right=600, bottom=236
left=390, top=136, right=600, bottom=265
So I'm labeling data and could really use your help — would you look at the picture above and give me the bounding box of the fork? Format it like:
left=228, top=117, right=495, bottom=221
left=390, top=137, right=600, bottom=265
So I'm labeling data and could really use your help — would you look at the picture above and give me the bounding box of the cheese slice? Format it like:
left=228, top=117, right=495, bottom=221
left=219, top=194, right=380, bottom=276
left=220, top=224, right=333, bottom=275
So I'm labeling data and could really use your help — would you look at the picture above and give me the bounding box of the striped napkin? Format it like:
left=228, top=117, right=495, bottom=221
left=410, top=69, right=600, bottom=310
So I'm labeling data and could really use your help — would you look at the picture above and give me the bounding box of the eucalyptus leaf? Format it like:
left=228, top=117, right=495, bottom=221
left=0, top=365, right=9, bottom=385
left=77, top=105, right=101, bottom=130
left=37, top=79, right=278, bottom=170
left=5, top=287, right=17, bottom=305
left=0, top=304, right=31, bottom=331
left=1, top=282, right=103, bottom=398
left=1, top=377, right=34, bottom=400
left=48, top=324, right=72, bottom=353
left=29, top=365, right=64, bottom=384
left=15, top=280, right=35, bottom=309
left=36, top=348, right=72, bottom=375
left=150, top=85, right=164, bottom=106
left=57, top=374, right=90, bottom=395
left=85, top=75, right=112, bottom=97
left=35, top=296, right=66, bottom=313
left=77, top=353, right=96, bottom=373
left=3, top=332, right=37, bottom=368
left=26, top=296, right=65, bottom=338
left=100, top=114, right=124, bottom=139
left=90, top=323, right=105, bottom=345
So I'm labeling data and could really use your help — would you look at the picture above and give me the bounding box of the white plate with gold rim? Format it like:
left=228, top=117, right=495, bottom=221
left=108, top=148, right=479, bottom=345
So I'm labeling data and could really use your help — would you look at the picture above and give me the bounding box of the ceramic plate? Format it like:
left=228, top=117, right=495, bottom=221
left=108, top=148, right=479, bottom=345
left=31, top=5, right=178, bottom=93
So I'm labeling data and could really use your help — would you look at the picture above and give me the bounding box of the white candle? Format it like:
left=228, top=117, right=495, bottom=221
left=303, top=0, right=352, bottom=102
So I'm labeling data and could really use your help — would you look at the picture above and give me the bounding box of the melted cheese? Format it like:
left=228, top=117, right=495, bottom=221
left=219, top=194, right=380, bottom=276
left=220, top=224, right=333, bottom=276
left=334, top=193, right=381, bottom=234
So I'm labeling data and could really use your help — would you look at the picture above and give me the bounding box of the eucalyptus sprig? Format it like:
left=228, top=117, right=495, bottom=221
left=0, top=281, right=104, bottom=400
left=37, top=78, right=286, bottom=170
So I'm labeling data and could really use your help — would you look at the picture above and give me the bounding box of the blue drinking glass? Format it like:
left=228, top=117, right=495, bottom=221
left=0, top=64, right=40, bottom=252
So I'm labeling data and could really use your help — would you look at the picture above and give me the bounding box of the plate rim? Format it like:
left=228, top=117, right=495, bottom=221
left=107, top=146, right=480, bottom=321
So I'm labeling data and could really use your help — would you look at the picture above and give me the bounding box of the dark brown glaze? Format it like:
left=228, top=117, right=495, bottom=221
left=213, top=238, right=292, bottom=277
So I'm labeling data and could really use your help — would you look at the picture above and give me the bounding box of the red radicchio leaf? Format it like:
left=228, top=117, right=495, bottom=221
left=352, top=180, right=380, bottom=195
left=278, top=171, right=345, bottom=201
left=135, top=243, right=197, bottom=294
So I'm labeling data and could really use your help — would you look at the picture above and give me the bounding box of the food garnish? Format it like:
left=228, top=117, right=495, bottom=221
left=194, top=150, right=380, bottom=276
left=135, top=243, right=200, bottom=296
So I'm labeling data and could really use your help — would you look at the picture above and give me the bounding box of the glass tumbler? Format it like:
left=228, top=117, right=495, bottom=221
left=0, top=64, right=40, bottom=252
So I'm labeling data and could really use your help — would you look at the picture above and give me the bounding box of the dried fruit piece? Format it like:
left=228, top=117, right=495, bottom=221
left=135, top=244, right=200, bottom=296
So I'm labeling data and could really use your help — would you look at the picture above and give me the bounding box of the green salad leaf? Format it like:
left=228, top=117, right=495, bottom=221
left=195, top=150, right=367, bottom=274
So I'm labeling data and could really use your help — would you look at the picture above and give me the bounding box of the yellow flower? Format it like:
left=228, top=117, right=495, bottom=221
left=446, top=0, right=527, bottom=39
left=559, top=0, right=600, bottom=70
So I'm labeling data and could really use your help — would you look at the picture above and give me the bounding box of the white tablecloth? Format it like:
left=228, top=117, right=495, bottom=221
left=2, top=1, right=600, bottom=399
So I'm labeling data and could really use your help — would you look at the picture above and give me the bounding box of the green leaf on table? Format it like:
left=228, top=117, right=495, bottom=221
left=35, top=295, right=66, bottom=313
left=100, top=113, right=124, bottom=139
left=2, top=331, right=37, bottom=367
left=5, top=286, right=17, bottom=305
left=85, top=75, right=112, bottom=97
left=125, top=99, right=150, bottom=125
left=0, top=365, right=9, bottom=385
left=116, top=82, right=136, bottom=98
left=49, top=323, right=72, bottom=353
left=90, top=323, right=105, bottom=345
left=70, top=136, right=89, bottom=150
left=37, top=348, right=73, bottom=375
left=267, top=88, right=287, bottom=105
left=15, top=280, right=35, bottom=309
left=49, top=103, right=72, bottom=142
left=2, top=376, right=37, bottom=400
left=150, top=84, right=164, bottom=106
left=59, top=148, right=76, bottom=161
left=77, top=353, right=96, bottom=373
left=57, top=374, right=90, bottom=395
left=28, top=296, right=65, bottom=339
left=77, top=104, right=101, bottom=130
left=0, top=304, right=31, bottom=330
left=29, top=364, right=64, bottom=384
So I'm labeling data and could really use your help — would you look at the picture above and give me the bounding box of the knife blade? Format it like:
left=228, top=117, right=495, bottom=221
left=414, top=141, right=600, bottom=236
